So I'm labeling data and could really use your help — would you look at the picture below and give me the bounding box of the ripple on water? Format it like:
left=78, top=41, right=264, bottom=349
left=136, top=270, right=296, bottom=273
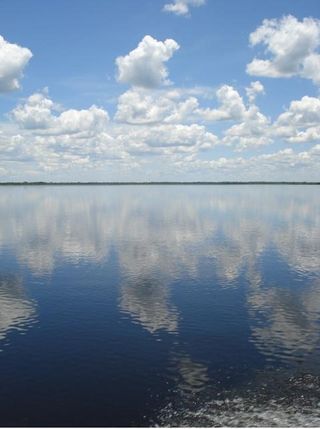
left=0, top=275, right=36, bottom=347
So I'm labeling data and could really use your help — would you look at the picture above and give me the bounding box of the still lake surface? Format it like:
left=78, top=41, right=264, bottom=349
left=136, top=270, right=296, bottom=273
left=0, top=185, right=319, bottom=426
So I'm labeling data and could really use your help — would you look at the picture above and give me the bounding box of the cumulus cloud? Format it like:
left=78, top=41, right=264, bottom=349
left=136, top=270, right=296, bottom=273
left=196, top=85, right=247, bottom=122
left=0, top=35, right=33, bottom=92
left=274, top=95, right=320, bottom=143
left=3, top=69, right=320, bottom=178
left=114, top=84, right=269, bottom=151
left=11, top=92, right=56, bottom=129
left=188, top=145, right=320, bottom=181
left=247, top=15, right=320, bottom=84
left=163, top=0, right=206, bottom=16
left=223, top=105, right=271, bottom=150
left=11, top=91, right=109, bottom=135
left=6, top=90, right=221, bottom=174
left=246, top=81, right=265, bottom=103
left=115, top=83, right=268, bottom=134
left=116, top=123, right=218, bottom=156
left=57, top=106, right=109, bottom=134
left=115, top=35, right=180, bottom=88
left=115, top=88, right=199, bottom=124
left=7, top=91, right=125, bottom=173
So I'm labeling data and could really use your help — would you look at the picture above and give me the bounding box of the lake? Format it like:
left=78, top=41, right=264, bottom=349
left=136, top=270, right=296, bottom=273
left=0, top=185, right=319, bottom=426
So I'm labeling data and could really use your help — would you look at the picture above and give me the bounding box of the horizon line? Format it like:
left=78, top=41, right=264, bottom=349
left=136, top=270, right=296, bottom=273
left=0, top=181, right=319, bottom=185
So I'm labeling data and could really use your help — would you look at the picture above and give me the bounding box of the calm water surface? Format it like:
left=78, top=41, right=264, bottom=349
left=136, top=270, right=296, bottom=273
left=0, top=185, right=319, bottom=426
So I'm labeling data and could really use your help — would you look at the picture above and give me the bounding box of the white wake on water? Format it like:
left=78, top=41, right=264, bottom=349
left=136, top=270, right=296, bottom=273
left=156, top=373, right=320, bottom=427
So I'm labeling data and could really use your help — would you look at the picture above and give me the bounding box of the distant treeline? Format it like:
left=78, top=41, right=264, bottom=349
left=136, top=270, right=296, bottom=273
left=0, top=182, right=319, bottom=185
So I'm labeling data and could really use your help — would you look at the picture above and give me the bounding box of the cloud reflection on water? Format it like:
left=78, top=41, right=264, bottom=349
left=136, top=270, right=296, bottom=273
left=0, top=275, right=36, bottom=345
left=0, top=185, right=319, bottom=366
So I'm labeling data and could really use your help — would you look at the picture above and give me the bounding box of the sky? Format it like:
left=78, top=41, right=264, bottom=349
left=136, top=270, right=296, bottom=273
left=0, top=0, right=320, bottom=182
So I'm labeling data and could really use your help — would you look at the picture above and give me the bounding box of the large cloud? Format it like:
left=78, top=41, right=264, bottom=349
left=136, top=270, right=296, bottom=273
left=247, top=15, right=320, bottom=84
left=7, top=90, right=220, bottom=173
left=6, top=81, right=320, bottom=178
left=163, top=0, right=206, bottom=16
left=0, top=35, right=33, bottom=92
left=116, top=35, right=180, bottom=88
left=115, top=84, right=250, bottom=125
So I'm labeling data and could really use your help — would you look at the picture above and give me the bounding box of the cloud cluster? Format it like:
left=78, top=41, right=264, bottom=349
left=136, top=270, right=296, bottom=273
left=187, top=144, right=320, bottom=181
left=6, top=89, right=221, bottom=174
left=247, top=15, right=320, bottom=84
left=116, top=35, right=179, bottom=88
left=1, top=13, right=320, bottom=181
left=163, top=0, right=206, bottom=16
left=0, top=35, right=33, bottom=93
left=115, top=83, right=264, bottom=127
left=4, top=79, right=320, bottom=177
left=6, top=91, right=128, bottom=173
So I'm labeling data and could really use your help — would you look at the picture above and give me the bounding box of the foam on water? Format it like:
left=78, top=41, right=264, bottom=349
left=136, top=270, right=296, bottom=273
left=156, top=373, right=320, bottom=427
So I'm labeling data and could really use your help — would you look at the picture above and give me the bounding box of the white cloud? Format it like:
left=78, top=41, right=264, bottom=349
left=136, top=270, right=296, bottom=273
left=188, top=145, right=320, bottom=180
left=7, top=92, right=124, bottom=172
left=7, top=90, right=221, bottom=173
left=111, top=83, right=275, bottom=152
left=246, top=81, right=265, bottom=103
left=58, top=106, right=109, bottom=134
left=115, top=84, right=268, bottom=143
left=163, top=0, right=206, bottom=16
left=0, top=35, right=33, bottom=92
left=277, top=96, right=320, bottom=127
left=11, top=91, right=109, bottom=135
left=115, top=88, right=199, bottom=124
left=11, top=92, right=56, bottom=129
left=302, top=53, right=320, bottom=84
left=196, top=85, right=247, bottom=121
left=223, top=106, right=271, bottom=150
left=247, top=15, right=320, bottom=84
left=115, top=35, right=179, bottom=88
left=116, top=123, right=218, bottom=156
left=274, top=95, right=320, bottom=143
left=3, top=72, right=320, bottom=179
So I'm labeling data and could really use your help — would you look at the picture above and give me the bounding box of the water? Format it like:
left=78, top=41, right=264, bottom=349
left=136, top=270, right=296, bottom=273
left=0, top=185, right=319, bottom=426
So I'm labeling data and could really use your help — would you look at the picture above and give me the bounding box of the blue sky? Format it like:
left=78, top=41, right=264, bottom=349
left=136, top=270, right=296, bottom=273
left=0, top=0, right=319, bottom=181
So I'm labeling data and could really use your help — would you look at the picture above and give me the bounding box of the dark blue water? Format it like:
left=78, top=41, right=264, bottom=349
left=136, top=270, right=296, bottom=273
left=0, top=185, right=319, bottom=426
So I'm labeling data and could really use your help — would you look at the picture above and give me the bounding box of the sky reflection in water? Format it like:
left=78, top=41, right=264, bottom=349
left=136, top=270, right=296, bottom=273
left=0, top=185, right=319, bottom=426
